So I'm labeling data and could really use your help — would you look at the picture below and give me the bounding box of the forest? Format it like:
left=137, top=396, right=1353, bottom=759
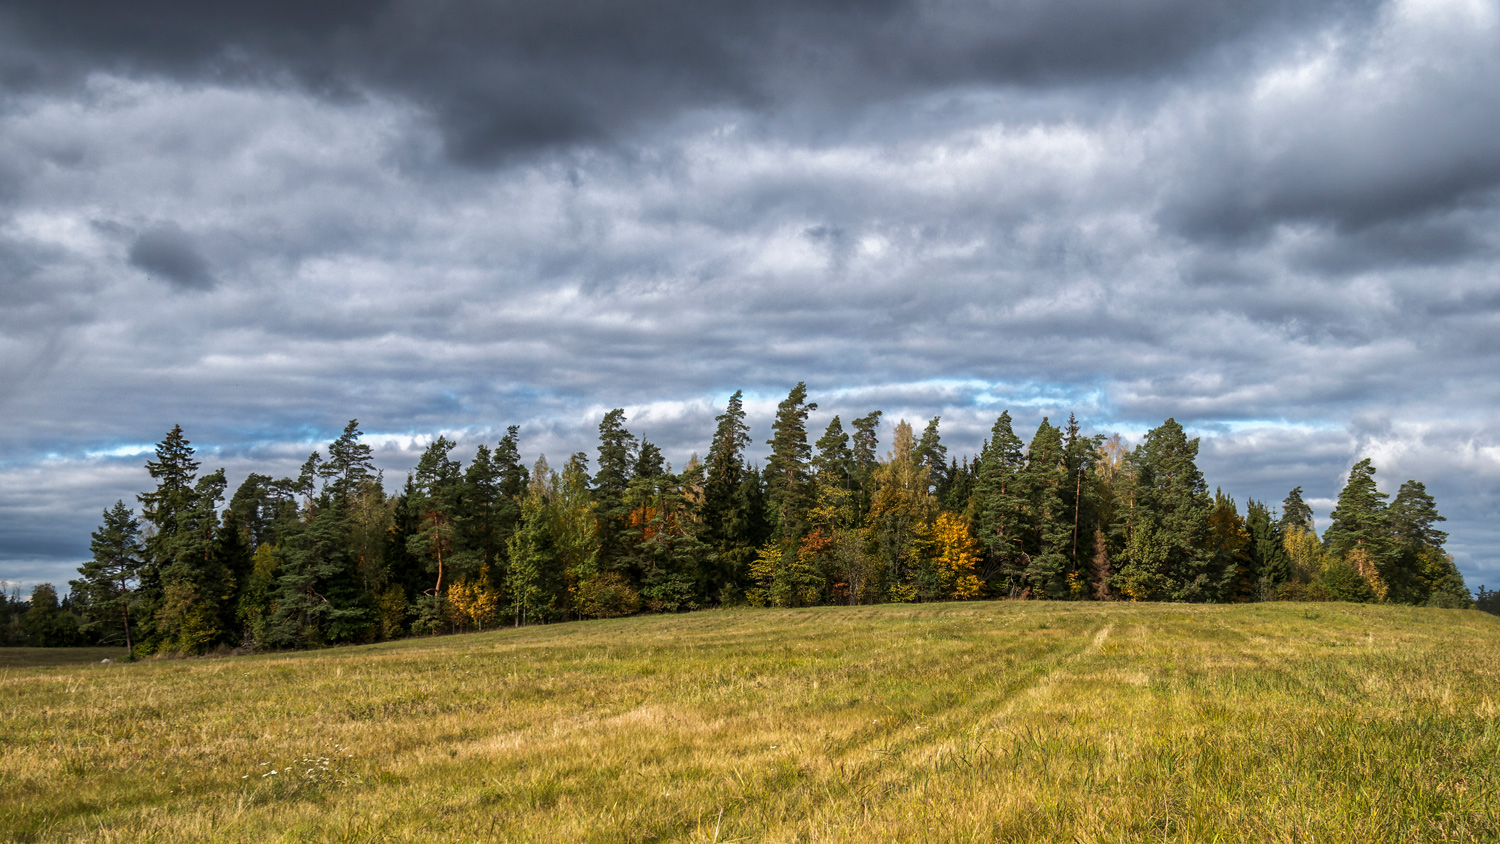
left=8, top=383, right=1488, bottom=653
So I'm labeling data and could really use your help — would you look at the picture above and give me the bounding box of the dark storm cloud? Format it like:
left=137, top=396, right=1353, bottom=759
left=2, top=0, right=1500, bottom=593
left=2, top=0, right=1377, bottom=165
left=128, top=223, right=215, bottom=290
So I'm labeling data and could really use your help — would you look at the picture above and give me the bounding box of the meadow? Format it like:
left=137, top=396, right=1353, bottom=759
left=2, top=602, right=1498, bottom=842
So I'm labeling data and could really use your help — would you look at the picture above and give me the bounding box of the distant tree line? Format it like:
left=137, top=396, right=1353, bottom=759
left=14, top=384, right=1483, bottom=653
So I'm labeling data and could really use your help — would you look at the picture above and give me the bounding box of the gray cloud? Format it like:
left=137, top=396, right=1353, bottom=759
left=128, top=223, right=215, bottom=290
left=1, top=0, right=1379, bottom=165
left=1, top=1, right=1499, bottom=593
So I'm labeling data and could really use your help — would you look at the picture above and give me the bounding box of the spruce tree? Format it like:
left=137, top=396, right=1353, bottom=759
left=1245, top=498, right=1291, bottom=595
left=701, top=392, right=753, bottom=603
left=593, top=409, right=638, bottom=572
left=813, top=416, right=853, bottom=488
left=1020, top=418, right=1071, bottom=598
left=973, top=411, right=1026, bottom=595
left=1125, top=419, right=1211, bottom=600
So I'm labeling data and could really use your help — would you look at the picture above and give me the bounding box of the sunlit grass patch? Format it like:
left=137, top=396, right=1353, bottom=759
left=1, top=602, right=1497, bottom=842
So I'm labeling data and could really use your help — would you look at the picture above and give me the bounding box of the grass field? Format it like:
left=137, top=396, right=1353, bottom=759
left=3, top=602, right=1499, bottom=842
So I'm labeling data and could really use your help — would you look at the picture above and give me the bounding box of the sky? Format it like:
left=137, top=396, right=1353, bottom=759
left=3, top=0, right=1500, bottom=594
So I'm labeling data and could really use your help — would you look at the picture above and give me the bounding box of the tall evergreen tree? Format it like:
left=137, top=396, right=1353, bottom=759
left=406, top=437, right=464, bottom=630
left=136, top=425, right=201, bottom=635
left=1279, top=486, right=1315, bottom=534
left=973, top=411, right=1027, bottom=594
left=915, top=417, right=948, bottom=495
left=1388, top=479, right=1451, bottom=604
left=1245, top=498, right=1291, bottom=595
left=700, top=392, right=753, bottom=603
left=1121, top=418, right=1211, bottom=601
left=72, top=501, right=143, bottom=651
left=1020, top=418, right=1071, bottom=598
left=1323, top=459, right=1390, bottom=561
left=593, top=409, right=638, bottom=571
left=849, top=410, right=883, bottom=515
left=764, top=383, right=818, bottom=541
left=319, top=419, right=376, bottom=507
left=813, top=416, right=853, bottom=488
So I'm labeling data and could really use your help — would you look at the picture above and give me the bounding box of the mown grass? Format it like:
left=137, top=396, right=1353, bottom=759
left=2, top=602, right=1498, bottom=842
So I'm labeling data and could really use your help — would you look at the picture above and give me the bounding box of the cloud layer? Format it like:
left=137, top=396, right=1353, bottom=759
left=2, top=0, right=1499, bottom=592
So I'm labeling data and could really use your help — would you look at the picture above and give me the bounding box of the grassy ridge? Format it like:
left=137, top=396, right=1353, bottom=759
left=3, top=602, right=1498, bottom=842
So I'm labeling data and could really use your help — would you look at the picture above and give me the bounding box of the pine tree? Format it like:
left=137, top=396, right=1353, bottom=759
left=1323, top=459, right=1390, bottom=561
left=1279, top=486, right=1315, bottom=534
left=1389, top=479, right=1450, bottom=604
left=764, top=383, right=818, bottom=541
left=915, top=417, right=948, bottom=495
left=71, top=501, right=143, bottom=651
left=319, top=419, right=376, bottom=508
left=406, top=437, right=463, bottom=631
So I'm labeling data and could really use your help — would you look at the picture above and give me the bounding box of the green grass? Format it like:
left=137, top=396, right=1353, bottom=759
left=2, top=602, right=1498, bottom=842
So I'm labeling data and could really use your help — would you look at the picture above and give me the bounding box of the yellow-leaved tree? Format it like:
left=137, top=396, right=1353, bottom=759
left=933, top=511, right=984, bottom=599
left=448, top=567, right=501, bottom=631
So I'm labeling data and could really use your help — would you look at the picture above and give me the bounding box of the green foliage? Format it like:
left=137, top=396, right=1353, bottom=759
left=71, top=501, right=143, bottom=650
left=1131, top=418, right=1212, bottom=600
left=764, top=383, right=817, bottom=541
left=974, top=411, right=1026, bottom=595
left=62, top=404, right=1473, bottom=654
left=1324, top=458, right=1390, bottom=561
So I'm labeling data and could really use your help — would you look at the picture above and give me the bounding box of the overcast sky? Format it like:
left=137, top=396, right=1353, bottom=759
left=3, top=0, right=1500, bottom=594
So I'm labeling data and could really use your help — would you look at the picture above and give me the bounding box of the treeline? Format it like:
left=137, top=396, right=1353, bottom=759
left=45, top=384, right=1480, bottom=655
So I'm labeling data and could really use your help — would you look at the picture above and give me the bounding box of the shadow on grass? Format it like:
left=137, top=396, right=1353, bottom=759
left=0, top=647, right=128, bottom=669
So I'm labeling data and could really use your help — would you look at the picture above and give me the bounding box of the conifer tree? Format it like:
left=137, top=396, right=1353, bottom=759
left=764, top=383, right=817, bottom=541
left=1389, top=479, right=1452, bottom=604
left=915, top=417, right=948, bottom=495
left=593, top=409, right=638, bottom=572
left=1020, top=419, right=1072, bottom=598
left=974, top=411, right=1027, bottom=594
left=72, top=501, right=143, bottom=651
left=1279, top=486, right=1315, bottom=534
left=849, top=410, right=883, bottom=515
left=319, top=419, right=376, bottom=507
left=1323, top=459, right=1390, bottom=561
left=1121, top=419, right=1210, bottom=600
left=406, top=437, right=463, bottom=630
left=1245, top=498, right=1291, bottom=595
left=700, top=392, right=754, bottom=603
left=813, top=416, right=853, bottom=488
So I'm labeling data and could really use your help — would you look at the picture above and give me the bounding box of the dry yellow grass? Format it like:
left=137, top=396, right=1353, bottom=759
left=3, top=601, right=1498, bottom=842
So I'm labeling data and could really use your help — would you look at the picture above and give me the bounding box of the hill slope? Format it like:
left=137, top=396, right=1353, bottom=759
left=4, top=602, right=1499, bottom=842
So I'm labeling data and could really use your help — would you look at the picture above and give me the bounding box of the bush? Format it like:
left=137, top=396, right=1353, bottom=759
left=574, top=572, right=641, bottom=619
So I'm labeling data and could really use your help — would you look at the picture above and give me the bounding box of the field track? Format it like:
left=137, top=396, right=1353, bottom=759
left=3, top=601, right=1498, bottom=842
